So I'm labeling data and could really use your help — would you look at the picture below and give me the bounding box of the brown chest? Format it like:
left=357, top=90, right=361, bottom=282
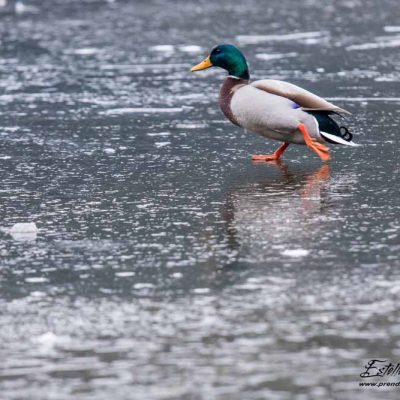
left=219, top=77, right=248, bottom=127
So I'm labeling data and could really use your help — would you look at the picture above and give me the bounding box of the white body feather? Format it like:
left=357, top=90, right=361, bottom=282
left=230, top=83, right=322, bottom=145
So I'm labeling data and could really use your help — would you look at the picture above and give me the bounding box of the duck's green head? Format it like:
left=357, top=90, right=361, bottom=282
left=191, top=44, right=249, bottom=80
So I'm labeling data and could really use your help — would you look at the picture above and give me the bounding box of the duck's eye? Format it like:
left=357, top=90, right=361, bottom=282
left=214, top=48, right=221, bottom=54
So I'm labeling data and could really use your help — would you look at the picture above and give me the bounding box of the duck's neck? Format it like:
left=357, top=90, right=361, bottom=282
left=229, top=67, right=250, bottom=80
left=227, top=57, right=250, bottom=80
left=219, top=76, right=248, bottom=127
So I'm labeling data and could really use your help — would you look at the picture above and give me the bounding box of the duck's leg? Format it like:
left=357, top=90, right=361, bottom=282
left=298, top=123, right=331, bottom=161
left=252, top=142, right=290, bottom=161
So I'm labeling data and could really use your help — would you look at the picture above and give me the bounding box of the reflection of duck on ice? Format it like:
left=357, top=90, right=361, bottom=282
left=224, top=163, right=356, bottom=260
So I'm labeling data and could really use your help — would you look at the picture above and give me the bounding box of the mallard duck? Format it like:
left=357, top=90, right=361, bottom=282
left=191, top=44, right=358, bottom=161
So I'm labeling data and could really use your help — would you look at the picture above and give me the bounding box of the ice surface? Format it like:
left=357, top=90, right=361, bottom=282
left=256, top=52, right=298, bottom=61
left=104, top=107, right=185, bottom=115
left=1, top=1, right=400, bottom=400
left=347, top=36, right=400, bottom=50
left=326, top=97, right=400, bottom=102
left=236, top=31, right=325, bottom=44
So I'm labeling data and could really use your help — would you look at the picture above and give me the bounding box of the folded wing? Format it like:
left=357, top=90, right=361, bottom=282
left=251, top=79, right=350, bottom=115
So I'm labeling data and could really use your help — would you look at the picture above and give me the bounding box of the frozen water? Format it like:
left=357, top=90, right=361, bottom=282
left=103, top=107, right=185, bottom=115
left=256, top=52, right=298, bottom=61
left=236, top=31, right=326, bottom=44
left=0, top=0, right=399, bottom=399
left=347, top=37, right=400, bottom=50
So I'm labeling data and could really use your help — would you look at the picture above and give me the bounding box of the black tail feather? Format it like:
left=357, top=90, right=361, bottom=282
left=305, top=110, right=354, bottom=144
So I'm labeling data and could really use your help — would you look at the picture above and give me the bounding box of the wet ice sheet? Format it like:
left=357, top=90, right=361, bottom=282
left=236, top=31, right=327, bottom=45
left=0, top=0, right=400, bottom=399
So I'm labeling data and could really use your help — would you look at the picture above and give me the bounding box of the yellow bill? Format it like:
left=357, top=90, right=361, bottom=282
left=191, top=56, right=213, bottom=72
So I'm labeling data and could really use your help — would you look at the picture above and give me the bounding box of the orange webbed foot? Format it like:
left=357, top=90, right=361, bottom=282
left=252, top=142, right=290, bottom=162
left=298, top=123, right=331, bottom=161
left=309, top=139, right=331, bottom=161
left=252, top=154, right=280, bottom=161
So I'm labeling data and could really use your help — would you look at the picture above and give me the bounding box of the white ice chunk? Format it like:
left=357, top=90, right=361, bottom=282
left=193, top=288, right=210, bottom=294
left=179, top=45, right=202, bottom=53
left=10, top=222, right=38, bottom=233
left=147, top=132, right=171, bottom=137
left=25, top=277, right=48, bottom=283
left=281, top=249, right=310, bottom=257
left=15, top=1, right=39, bottom=14
left=154, top=141, right=170, bottom=148
left=37, top=332, right=58, bottom=348
left=150, top=45, right=175, bottom=52
left=384, top=26, right=400, bottom=32
left=9, top=222, right=38, bottom=241
left=72, top=48, right=99, bottom=55
left=176, top=123, right=208, bottom=129
left=115, top=272, right=135, bottom=277
left=134, top=283, right=155, bottom=289
left=36, top=331, right=71, bottom=353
